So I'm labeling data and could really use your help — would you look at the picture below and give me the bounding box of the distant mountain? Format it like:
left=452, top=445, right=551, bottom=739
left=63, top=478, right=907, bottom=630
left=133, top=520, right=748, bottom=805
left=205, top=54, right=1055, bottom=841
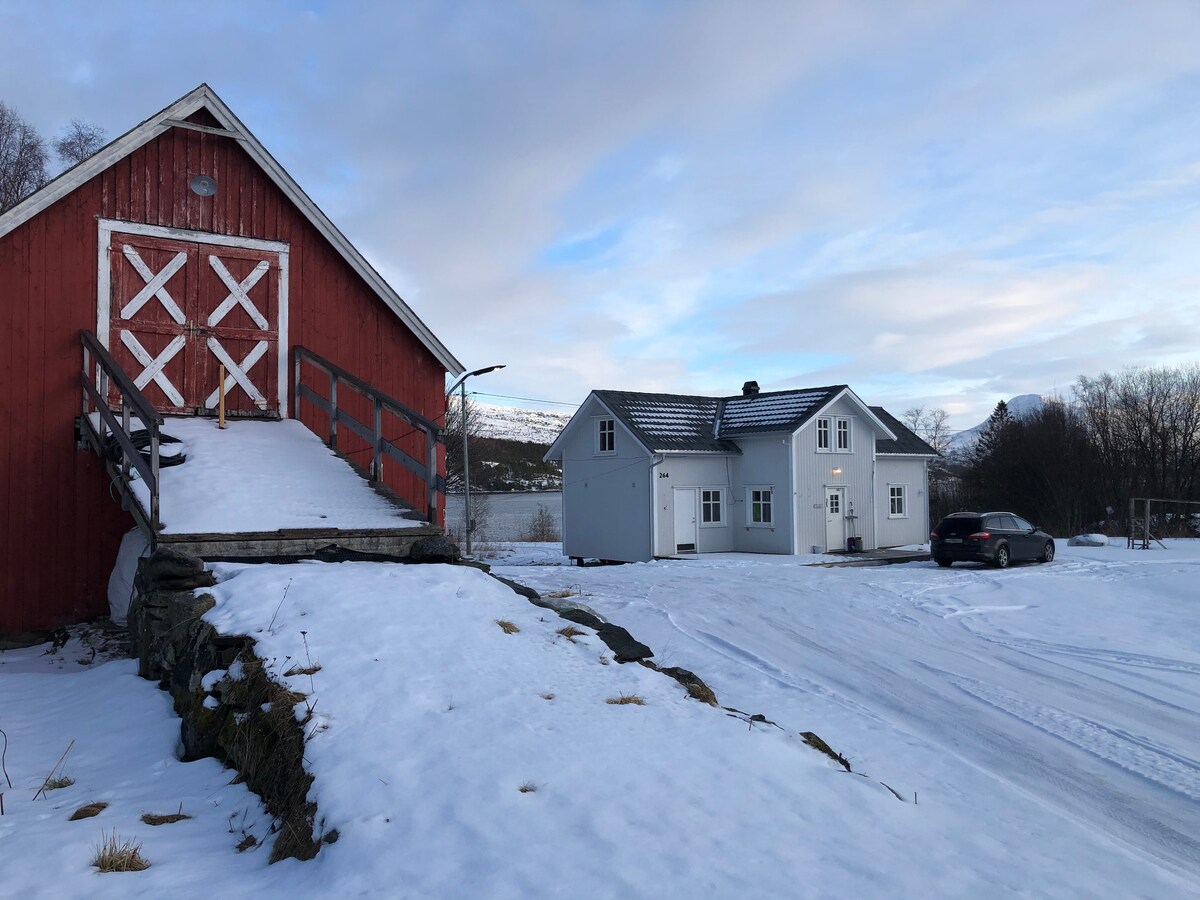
left=470, top=402, right=575, bottom=444
left=947, top=394, right=1045, bottom=452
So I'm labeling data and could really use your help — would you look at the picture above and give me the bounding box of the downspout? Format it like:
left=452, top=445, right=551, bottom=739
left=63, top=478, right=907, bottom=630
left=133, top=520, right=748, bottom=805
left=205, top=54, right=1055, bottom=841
left=789, top=432, right=799, bottom=554
left=649, top=453, right=665, bottom=558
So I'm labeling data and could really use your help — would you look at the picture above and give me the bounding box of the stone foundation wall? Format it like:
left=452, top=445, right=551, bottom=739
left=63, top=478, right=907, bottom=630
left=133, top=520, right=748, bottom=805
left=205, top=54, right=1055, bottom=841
left=128, top=549, right=326, bottom=862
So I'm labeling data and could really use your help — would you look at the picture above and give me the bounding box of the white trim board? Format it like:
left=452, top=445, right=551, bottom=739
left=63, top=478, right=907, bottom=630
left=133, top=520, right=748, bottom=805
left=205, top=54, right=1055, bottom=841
left=1, top=83, right=462, bottom=377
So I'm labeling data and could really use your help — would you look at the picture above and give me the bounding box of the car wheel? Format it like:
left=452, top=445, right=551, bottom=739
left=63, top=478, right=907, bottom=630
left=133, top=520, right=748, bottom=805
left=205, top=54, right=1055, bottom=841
left=993, top=544, right=1010, bottom=569
left=936, top=558, right=953, bottom=568
left=1039, top=541, right=1054, bottom=563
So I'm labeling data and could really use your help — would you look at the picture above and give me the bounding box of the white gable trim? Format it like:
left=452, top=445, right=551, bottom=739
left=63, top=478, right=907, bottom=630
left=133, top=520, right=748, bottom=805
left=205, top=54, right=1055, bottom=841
left=543, top=393, right=652, bottom=461
left=803, top=387, right=897, bottom=442
left=0, top=84, right=463, bottom=377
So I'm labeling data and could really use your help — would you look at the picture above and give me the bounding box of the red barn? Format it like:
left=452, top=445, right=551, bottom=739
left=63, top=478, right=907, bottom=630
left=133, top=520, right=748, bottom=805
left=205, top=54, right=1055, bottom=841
left=0, top=85, right=463, bottom=636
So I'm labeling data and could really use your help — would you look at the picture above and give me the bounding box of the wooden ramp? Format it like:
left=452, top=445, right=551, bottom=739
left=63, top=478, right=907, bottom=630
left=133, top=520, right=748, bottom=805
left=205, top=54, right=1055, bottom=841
left=79, top=332, right=446, bottom=561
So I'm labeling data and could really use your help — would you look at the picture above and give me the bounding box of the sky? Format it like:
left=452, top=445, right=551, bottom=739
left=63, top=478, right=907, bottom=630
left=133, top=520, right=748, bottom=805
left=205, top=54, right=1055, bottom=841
left=3, top=1, right=1200, bottom=428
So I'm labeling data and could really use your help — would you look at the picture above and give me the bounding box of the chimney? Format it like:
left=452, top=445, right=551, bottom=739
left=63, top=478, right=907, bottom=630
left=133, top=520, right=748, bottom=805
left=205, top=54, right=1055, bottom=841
left=742, top=380, right=759, bottom=398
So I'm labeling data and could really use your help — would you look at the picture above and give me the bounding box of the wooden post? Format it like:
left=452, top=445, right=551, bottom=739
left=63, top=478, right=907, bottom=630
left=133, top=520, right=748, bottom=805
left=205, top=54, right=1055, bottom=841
left=218, top=365, right=227, bottom=429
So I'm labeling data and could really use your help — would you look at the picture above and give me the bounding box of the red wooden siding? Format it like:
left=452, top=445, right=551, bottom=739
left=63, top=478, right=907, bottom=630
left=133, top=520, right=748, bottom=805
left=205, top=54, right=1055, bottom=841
left=0, top=121, right=448, bottom=634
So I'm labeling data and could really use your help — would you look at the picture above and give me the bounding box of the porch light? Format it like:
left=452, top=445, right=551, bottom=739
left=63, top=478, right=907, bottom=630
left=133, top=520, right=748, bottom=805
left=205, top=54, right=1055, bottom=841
left=832, top=467, right=842, bottom=476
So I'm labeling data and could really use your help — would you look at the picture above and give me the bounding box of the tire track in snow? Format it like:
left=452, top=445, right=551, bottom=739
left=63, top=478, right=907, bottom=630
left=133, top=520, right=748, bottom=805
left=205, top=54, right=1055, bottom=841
left=929, top=668, right=1200, bottom=804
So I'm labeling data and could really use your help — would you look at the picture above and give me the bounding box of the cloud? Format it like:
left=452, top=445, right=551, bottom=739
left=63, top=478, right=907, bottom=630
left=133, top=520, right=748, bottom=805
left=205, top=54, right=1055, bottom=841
left=3, top=1, right=1200, bottom=426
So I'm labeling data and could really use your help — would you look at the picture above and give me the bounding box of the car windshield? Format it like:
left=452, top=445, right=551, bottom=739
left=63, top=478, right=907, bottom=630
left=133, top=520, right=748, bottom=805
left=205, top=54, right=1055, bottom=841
left=938, top=517, right=983, bottom=536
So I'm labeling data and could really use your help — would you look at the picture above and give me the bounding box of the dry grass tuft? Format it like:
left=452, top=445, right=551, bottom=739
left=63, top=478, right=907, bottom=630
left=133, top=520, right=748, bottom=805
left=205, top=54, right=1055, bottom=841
left=92, top=831, right=151, bottom=873
left=518, top=782, right=538, bottom=793
left=141, top=811, right=192, bottom=826
left=540, top=692, right=555, bottom=701
left=606, top=694, right=646, bottom=706
left=495, top=619, right=520, bottom=634
left=44, top=775, right=75, bottom=790
left=598, top=653, right=610, bottom=666
left=70, top=802, right=108, bottom=821
left=282, top=664, right=322, bottom=677
left=236, top=834, right=258, bottom=852
left=556, top=625, right=586, bottom=643
left=546, top=589, right=575, bottom=599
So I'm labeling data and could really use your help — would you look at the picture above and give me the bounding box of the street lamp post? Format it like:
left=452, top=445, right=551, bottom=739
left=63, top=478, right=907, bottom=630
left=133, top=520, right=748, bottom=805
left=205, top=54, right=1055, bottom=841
left=446, top=364, right=505, bottom=557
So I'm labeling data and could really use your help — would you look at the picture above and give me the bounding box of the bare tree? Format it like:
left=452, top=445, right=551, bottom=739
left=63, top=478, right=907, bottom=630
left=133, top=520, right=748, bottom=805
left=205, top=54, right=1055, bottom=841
left=53, top=119, right=106, bottom=168
left=0, top=100, right=49, bottom=213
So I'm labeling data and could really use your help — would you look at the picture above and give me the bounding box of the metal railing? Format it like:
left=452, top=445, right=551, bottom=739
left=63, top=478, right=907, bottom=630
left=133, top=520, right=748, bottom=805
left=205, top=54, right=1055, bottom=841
left=293, top=345, right=444, bottom=524
left=79, top=330, right=162, bottom=540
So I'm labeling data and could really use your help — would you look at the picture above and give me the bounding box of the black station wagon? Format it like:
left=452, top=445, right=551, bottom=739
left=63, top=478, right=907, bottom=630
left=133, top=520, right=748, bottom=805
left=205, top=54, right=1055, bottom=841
left=930, top=512, right=1055, bottom=569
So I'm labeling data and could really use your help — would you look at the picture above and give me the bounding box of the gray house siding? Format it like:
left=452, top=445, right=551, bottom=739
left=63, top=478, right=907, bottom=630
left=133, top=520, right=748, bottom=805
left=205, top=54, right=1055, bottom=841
left=792, top=396, right=878, bottom=552
left=558, top=396, right=654, bottom=562
left=653, top=454, right=736, bottom=555
left=728, top=435, right=794, bottom=554
left=874, top=456, right=930, bottom=547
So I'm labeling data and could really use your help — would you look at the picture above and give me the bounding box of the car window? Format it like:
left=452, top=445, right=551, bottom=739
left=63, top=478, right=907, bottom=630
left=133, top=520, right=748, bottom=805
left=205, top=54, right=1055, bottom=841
left=1011, top=516, right=1033, bottom=531
left=995, top=515, right=1019, bottom=530
left=939, top=517, right=982, bottom=535
left=983, top=516, right=1004, bottom=530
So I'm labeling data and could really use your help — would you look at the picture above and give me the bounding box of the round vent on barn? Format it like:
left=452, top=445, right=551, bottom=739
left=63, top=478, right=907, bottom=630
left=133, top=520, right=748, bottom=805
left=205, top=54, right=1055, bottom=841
left=189, top=175, right=218, bottom=197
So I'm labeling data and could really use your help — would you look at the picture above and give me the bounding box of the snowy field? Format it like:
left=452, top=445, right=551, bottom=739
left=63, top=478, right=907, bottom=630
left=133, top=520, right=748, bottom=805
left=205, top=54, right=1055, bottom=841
left=1, top=541, right=1196, bottom=897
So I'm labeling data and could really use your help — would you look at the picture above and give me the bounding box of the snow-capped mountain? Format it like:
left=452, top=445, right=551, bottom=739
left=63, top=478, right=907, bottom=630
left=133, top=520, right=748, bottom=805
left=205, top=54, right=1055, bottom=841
left=947, top=394, right=1045, bottom=452
left=470, top=402, right=575, bottom=444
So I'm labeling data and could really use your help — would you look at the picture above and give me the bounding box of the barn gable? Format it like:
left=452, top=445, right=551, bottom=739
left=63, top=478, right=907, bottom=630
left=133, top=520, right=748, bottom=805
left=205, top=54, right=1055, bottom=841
left=0, top=84, right=462, bottom=377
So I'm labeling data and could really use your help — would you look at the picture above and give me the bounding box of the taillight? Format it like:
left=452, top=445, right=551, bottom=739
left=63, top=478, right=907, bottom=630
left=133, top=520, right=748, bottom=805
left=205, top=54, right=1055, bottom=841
left=967, top=531, right=990, bottom=540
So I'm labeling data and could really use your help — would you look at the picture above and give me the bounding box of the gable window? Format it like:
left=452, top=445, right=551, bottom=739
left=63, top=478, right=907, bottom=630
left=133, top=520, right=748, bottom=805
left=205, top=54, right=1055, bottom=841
left=817, top=416, right=852, bottom=452
left=888, top=484, right=907, bottom=518
left=596, top=418, right=615, bottom=454
left=748, top=487, right=774, bottom=526
left=701, top=489, right=724, bottom=525
left=836, top=418, right=851, bottom=451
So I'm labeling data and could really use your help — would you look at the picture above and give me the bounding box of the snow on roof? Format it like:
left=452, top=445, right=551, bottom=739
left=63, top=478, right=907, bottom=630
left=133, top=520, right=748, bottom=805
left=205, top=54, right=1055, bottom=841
left=594, top=385, right=847, bottom=452
left=719, top=387, right=841, bottom=435
left=595, top=390, right=739, bottom=453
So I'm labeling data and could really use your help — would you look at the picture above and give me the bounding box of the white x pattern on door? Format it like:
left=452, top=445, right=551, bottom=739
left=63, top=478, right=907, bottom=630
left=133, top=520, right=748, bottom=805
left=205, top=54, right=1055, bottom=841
left=203, top=254, right=271, bottom=409
left=204, top=337, right=269, bottom=409
left=120, top=331, right=187, bottom=407
left=120, top=245, right=187, bottom=323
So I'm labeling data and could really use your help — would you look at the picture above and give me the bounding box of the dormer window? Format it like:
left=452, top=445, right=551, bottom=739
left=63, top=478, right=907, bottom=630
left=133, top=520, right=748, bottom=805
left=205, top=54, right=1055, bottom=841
left=596, top=417, right=615, bottom=454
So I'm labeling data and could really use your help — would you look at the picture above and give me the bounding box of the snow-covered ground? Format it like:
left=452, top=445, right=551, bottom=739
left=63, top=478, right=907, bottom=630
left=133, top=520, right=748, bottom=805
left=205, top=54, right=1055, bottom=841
left=1, top=541, right=1196, bottom=896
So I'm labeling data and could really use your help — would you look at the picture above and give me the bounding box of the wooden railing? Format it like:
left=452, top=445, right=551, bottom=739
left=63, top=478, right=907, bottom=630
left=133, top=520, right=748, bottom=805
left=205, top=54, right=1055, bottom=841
left=293, top=346, right=444, bottom=524
left=79, top=329, right=162, bottom=539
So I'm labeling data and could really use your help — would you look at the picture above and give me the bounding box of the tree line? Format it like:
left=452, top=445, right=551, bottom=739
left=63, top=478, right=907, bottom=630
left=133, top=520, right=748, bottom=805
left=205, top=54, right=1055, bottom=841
left=906, top=363, right=1200, bottom=538
left=1, top=99, right=106, bottom=213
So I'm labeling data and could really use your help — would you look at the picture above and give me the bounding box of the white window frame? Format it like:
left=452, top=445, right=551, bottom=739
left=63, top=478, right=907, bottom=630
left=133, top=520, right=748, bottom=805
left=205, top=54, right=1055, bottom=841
left=595, top=417, right=616, bottom=455
left=888, top=484, right=908, bottom=518
left=816, top=417, right=831, bottom=451
left=701, top=488, right=725, bottom=527
left=836, top=417, right=852, bottom=452
left=747, top=486, right=774, bottom=526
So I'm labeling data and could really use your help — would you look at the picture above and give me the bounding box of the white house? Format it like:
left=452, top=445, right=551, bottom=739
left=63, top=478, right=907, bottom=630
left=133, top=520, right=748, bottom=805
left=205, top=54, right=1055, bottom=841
left=544, top=382, right=938, bottom=562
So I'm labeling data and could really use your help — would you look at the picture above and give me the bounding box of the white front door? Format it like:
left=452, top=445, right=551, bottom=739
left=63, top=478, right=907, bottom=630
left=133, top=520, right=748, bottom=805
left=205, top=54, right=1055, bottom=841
left=673, top=488, right=698, bottom=553
left=825, top=487, right=846, bottom=551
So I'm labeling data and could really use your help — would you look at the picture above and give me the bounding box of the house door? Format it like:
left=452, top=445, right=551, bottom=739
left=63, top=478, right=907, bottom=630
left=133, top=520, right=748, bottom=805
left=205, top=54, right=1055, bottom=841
left=825, top=487, right=846, bottom=551
left=105, top=228, right=284, bottom=416
left=673, top=488, right=698, bottom=553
